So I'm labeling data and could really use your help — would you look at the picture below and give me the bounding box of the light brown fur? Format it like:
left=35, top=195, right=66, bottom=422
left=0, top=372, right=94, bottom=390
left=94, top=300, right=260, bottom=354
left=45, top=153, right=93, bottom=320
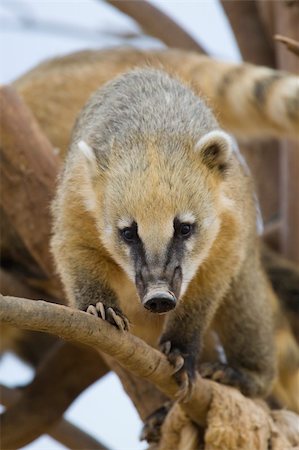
left=13, top=48, right=299, bottom=159
left=1, top=48, right=298, bottom=411
left=51, top=68, right=276, bottom=401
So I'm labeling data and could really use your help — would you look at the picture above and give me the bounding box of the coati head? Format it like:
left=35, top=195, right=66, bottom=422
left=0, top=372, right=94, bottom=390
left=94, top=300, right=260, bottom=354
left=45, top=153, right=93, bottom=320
left=74, top=69, right=235, bottom=314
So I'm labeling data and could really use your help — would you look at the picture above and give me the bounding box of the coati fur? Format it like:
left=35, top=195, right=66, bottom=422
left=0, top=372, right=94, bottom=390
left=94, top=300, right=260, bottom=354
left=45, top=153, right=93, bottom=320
left=51, top=68, right=277, bottom=399
left=1, top=48, right=298, bottom=410
left=13, top=48, right=299, bottom=158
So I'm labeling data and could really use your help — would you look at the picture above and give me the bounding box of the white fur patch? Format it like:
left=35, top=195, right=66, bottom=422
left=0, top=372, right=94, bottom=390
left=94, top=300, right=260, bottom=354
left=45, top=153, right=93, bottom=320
left=104, top=224, right=113, bottom=235
left=78, top=140, right=96, bottom=162
left=117, top=217, right=133, bottom=229
left=178, top=212, right=196, bottom=224
left=195, top=130, right=233, bottom=157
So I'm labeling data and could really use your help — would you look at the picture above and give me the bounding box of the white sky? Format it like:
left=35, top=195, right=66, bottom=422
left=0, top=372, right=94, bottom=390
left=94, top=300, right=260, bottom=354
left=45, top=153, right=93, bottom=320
left=0, top=1, right=240, bottom=449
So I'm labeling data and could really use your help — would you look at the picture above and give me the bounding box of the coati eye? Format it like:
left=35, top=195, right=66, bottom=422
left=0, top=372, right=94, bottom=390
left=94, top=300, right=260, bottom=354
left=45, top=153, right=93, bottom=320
left=174, top=218, right=194, bottom=239
left=179, top=223, right=192, bottom=237
left=121, top=224, right=138, bottom=243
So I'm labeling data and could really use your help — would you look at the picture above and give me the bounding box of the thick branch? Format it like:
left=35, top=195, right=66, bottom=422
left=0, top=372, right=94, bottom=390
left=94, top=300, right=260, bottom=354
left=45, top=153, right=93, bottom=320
left=0, top=340, right=109, bottom=449
left=0, top=386, right=109, bottom=450
left=221, top=0, right=275, bottom=66
left=0, top=85, right=60, bottom=278
left=106, top=0, right=205, bottom=53
left=0, top=294, right=212, bottom=428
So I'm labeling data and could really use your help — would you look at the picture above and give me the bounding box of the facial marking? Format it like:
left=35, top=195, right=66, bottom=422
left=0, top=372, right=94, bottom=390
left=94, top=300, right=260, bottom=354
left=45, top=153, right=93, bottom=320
left=77, top=140, right=96, bottom=162
left=118, top=217, right=134, bottom=229
left=177, top=212, right=196, bottom=224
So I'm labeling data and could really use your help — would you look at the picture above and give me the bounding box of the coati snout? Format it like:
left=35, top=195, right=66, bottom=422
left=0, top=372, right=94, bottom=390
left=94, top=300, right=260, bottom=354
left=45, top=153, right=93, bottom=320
left=135, top=264, right=182, bottom=314
left=143, top=289, right=177, bottom=313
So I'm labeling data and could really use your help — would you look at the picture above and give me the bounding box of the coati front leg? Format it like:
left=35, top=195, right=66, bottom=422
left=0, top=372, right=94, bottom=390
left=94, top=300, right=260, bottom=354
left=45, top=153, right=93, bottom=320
left=159, top=294, right=220, bottom=401
left=75, top=272, right=129, bottom=331
left=53, top=235, right=129, bottom=331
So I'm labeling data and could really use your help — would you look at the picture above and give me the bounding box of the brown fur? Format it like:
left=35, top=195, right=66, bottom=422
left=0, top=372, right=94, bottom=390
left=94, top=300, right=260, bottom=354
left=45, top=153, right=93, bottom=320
left=13, top=48, right=299, bottom=159
left=51, top=67, right=276, bottom=401
left=1, top=48, right=298, bottom=411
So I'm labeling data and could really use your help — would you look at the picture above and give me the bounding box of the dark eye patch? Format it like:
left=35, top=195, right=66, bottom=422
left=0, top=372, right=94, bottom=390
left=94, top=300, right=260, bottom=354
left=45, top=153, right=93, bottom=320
left=173, top=218, right=195, bottom=239
left=120, top=221, right=138, bottom=244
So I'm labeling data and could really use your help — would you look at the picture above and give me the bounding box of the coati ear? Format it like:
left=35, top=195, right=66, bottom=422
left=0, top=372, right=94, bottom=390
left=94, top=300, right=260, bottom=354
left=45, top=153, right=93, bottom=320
left=195, top=130, right=233, bottom=172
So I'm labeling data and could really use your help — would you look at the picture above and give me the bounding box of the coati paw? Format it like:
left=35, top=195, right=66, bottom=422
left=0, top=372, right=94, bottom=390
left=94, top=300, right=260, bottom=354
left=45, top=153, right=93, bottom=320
left=199, top=362, right=250, bottom=393
left=160, top=340, right=195, bottom=402
left=140, top=402, right=172, bottom=443
left=86, top=302, right=130, bottom=331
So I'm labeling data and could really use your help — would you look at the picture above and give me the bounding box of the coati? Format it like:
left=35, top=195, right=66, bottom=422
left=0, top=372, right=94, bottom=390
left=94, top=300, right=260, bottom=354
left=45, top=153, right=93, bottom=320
left=51, top=68, right=277, bottom=399
left=2, top=48, right=298, bottom=410
left=13, top=48, right=299, bottom=158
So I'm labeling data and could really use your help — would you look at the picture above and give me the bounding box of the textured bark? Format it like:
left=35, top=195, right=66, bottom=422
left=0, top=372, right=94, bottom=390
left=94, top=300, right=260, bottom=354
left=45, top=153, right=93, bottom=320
left=0, top=85, right=60, bottom=278
left=0, top=339, right=109, bottom=449
left=0, top=386, right=109, bottom=450
left=107, top=0, right=205, bottom=53
left=1, top=294, right=298, bottom=450
left=0, top=294, right=213, bottom=428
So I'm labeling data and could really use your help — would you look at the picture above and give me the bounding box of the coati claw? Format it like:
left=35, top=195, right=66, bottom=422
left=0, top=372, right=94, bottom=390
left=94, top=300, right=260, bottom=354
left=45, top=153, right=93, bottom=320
left=160, top=341, right=184, bottom=372
left=160, top=341, right=195, bottom=402
left=160, top=340, right=172, bottom=356
left=86, top=302, right=130, bottom=331
left=140, top=402, right=172, bottom=443
left=107, top=307, right=129, bottom=331
left=96, top=301, right=106, bottom=320
left=175, top=370, right=193, bottom=403
left=199, top=362, right=249, bottom=393
left=86, top=305, right=97, bottom=316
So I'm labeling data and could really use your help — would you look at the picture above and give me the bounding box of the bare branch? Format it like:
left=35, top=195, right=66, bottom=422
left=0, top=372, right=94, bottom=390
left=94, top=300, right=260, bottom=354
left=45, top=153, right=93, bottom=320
left=220, top=0, right=275, bottom=66
left=106, top=0, right=206, bottom=53
left=0, top=385, right=110, bottom=450
left=275, top=34, right=299, bottom=57
left=0, top=85, right=60, bottom=279
left=1, top=295, right=299, bottom=449
left=0, top=294, right=212, bottom=427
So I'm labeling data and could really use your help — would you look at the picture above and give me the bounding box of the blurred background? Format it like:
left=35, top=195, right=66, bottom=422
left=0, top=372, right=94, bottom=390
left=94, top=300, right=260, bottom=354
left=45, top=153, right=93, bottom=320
left=0, top=1, right=242, bottom=449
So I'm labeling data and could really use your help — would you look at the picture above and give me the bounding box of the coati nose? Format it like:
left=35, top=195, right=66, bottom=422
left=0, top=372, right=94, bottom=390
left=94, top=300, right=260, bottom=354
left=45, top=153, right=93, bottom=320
left=143, top=290, right=176, bottom=314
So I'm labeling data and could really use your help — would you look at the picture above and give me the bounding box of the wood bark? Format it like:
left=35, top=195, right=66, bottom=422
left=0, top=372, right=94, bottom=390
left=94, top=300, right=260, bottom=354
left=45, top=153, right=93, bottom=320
left=0, top=386, right=109, bottom=450
left=0, top=85, right=60, bottom=279
left=0, top=295, right=213, bottom=427
left=106, top=0, right=205, bottom=53
left=1, top=294, right=299, bottom=450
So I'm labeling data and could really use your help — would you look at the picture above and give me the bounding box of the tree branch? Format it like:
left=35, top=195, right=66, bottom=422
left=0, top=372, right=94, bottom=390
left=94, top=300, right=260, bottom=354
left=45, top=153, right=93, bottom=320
left=0, top=85, right=60, bottom=279
left=0, top=385, right=110, bottom=450
left=106, top=0, right=205, bottom=53
left=220, top=0, right=275, bottom=66
left=1, top=295, right=299, bottom=450
left=0, top=294, right=212, bottom=428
